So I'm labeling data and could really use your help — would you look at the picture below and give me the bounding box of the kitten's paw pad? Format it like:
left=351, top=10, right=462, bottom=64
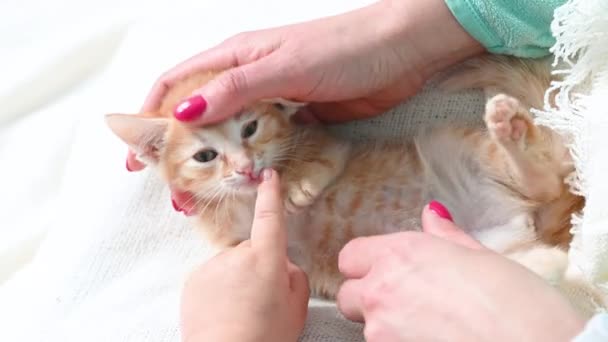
left=485, top=94, right=529, bottom=142
left=285, top=180, right=319, bottom=214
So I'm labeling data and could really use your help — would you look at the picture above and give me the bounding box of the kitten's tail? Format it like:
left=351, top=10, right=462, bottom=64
left=439, top=55, right=554, bottom=110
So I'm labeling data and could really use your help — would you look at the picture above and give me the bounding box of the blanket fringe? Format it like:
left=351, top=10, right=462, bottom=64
left=534, top=0, right=608, bottom=315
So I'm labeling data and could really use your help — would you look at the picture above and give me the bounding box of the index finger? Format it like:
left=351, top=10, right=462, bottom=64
left=338, top=235, right=393, bottom=279
left=339, top=232, right=425, bottom=279
left=250, top=169, right=287, bottom=259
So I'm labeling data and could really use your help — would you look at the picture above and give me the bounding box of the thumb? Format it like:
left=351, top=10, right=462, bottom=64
left=176, top=54, right=288, bottom=126
left=421, top=201, right=485, bottom=250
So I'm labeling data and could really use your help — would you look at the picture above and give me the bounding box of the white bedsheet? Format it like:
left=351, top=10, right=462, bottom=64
left=0, top=1, right=486, bottom=340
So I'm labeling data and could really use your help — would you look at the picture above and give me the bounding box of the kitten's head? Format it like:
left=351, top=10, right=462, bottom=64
left=105, top=99, right=305, bottom=200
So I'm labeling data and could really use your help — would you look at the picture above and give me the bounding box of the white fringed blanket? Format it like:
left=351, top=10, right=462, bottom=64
left=535, top=0, right=608, bottom=316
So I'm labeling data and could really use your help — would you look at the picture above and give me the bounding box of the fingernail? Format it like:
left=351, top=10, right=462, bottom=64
left=171, top=199, right=181, bottom=212
left=174, top=95, right=207, bottom=121
left=262, top=168, right=272, bottom=181
left=126, top=159, right=133, bottom=172
left=429, top=200, right=453, bottom=221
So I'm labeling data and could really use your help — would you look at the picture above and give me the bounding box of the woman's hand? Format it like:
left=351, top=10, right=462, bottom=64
left=336, top=202, right=585, bottom=342
left=180, top=169, right=309, bottom=342
left=127, top=0, right=483, bottom=171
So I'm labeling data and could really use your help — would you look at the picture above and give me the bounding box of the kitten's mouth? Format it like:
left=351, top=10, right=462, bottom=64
left=247, top=168, right=264, bottom=184
left=170, top=170, right=264, bottom=217
left=171, top=189, right=197, bottom=216
left=237, top=175, right=262, bottom=188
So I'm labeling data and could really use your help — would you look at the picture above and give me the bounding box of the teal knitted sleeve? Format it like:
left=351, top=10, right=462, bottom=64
left=444, top=0, right=565, bottom=58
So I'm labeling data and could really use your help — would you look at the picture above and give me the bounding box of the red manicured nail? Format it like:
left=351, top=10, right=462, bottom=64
left=174, top=95, right=207, bottom=121
left=429, top=201, right=453, bottom=221
left=126, top=159, right=133, bottom=172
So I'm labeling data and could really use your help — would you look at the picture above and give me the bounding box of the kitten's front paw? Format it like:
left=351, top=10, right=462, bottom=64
left=284, top=180, right=320, bottom=214
left=485, top=94, right=531, bottom=143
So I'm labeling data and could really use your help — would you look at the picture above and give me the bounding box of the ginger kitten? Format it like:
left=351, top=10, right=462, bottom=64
left=106, top=56, right=583, bottom=298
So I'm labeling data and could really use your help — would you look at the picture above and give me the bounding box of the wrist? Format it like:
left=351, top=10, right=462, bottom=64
left=378, top=0, right=484, bottom=79
left=478, top=288, right=586, bottom=342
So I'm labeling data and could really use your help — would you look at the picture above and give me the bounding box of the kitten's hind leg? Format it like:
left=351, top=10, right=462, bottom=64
left=485, top=94, right=537, bottom=145
left=484, top=94, right=562, bottom=202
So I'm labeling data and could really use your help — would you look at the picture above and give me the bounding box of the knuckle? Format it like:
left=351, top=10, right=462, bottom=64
left=396, top=231, right=416, bottom=247
left=283, top=46, right=305, bottom=69
left=374, top=277, right=395, bottom=296
left=281, top=49, right=307, bottom=80
left=154, top=72, right=176, bottom=94
left=387, top=245, right=411, bottom=264
left=361, top=290, right=383, bottom=313
left=391, top=232, right=423, bottom=256
left=254, top=208, right=280, bottom=222
left=217, top=68, right=249, bottom=95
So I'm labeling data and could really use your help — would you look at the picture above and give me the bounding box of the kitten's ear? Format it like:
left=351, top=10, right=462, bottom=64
left=104, top=113, right=169, bottom=165
left=263, top=98, right=308, bottom=116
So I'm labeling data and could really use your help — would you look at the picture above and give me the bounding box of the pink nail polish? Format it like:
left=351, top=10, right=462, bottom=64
left=174, top=95, right=207, bottom=121
left=126, top=160, right=133, bottom=172
left=429, top=201, right=453, bottom=221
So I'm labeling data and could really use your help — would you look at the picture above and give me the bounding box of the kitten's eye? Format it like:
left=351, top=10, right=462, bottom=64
left=273, top=103, right=285, bottom=111
left=241, top=120, right=258, bottom=139
left=193, top=149, right=218, bottom=163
